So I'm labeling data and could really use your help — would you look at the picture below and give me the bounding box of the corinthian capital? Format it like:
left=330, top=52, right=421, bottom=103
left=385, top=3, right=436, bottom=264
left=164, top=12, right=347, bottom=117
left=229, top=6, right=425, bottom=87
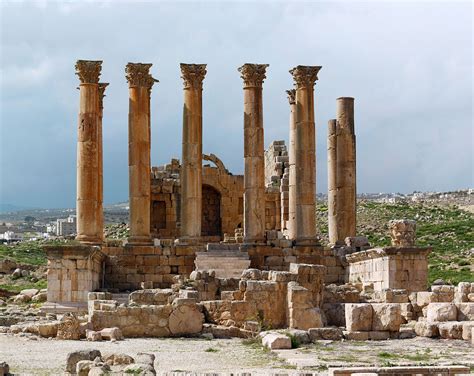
left=98, top=83, right=109, bottom=110
left=180, top=63, right=207, bottom=90
left=125, top=63, right=158, bottom=89
left=75, top=60, right=102, bottom=84
left=286, top=89, right=296, bottom=105
left=238, top=63, right=269, bottom=88
left=289, top=65, right=322, bottom=89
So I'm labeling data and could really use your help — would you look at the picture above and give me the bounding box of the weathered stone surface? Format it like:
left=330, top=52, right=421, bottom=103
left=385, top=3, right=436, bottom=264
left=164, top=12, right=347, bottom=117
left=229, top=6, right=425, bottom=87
left=0, top=259, right=16, bottom=273
left=20, top=288, right=38, bottom=298
left=438, top=321, right=463, bottom=339
left=343, top=330, right=369, bottom=340
left=456, top=303, right=474, bottom=321
left=32, top=291, right=47, bottom=303
left=388, top=219, right=416, bottom=247
left=308, top=327, right=343, bottom=341
left=369, top=331, right=390, bottom=340
left=261, top=332, right=292, bottom=349
left=345, top=303, right=373, bottom=332
left=86, top=329, right=102, bottom=341
left=57, top=313, right=81, bottom=340
left=426, top=303, right=457, bottom=322
left=287, top=329, right=310, bottom=344
left=65, top=349, right=101, bottom=373
left=169, top=302, right=203, bottom=335
left=103, top=353, right=134, bottom=366
left=0, top=361, right=10, bottom=375
left=100, top=327, right=123, bottom=341
left=76, top=360, right=95, bottom=376
left=414, top=321, right=439, bottom=337
left=461, top=322, right=474, bottom=341
left=37, top=322, right=58, bottom=338
left=371, top=303, right=402, bottom=332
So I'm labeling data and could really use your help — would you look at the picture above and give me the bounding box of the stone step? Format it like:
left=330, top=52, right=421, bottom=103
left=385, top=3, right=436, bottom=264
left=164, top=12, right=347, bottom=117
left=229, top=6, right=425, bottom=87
left=206, top=243, right=241, bottom=251
left=195, top=252, right=249, bottom=259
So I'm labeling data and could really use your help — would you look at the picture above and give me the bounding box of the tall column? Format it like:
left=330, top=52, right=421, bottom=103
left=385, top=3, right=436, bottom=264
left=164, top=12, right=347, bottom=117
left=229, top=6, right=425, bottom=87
left=327, top=119, right=339, bottom=244
left=97, top=83, right=108, bottom=243
left=286, top=89, right=297, bottom=240
left=289, top=65, right=322, bottom=244
left=126, top=63, right=157, bottom=245
left=179, top=63, right=207, bottom=242
left=238, top=63, right=269, bottom=244
left=75, top=60, right=102, bottom=245
left=337, top=97, right=357, bottom=243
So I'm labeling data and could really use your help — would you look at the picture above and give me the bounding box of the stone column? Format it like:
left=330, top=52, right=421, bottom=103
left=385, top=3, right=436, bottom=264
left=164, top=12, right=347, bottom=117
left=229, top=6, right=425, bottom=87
left=179, top=64, right=207, bottom=242
left=126, top=63, right=157, bottom=245
left=286, top=89, right=297, bottom=240
left=289, top=65, right=322, bottom=244
left=327, top=119, right=339, bottom=244
left=97, top=83, right=108, bottom=243
left=336, top=97, right=356, bottom=242
left=238, top=63, right=269, bottom=243
left=75, top=60, right=102, bottom=245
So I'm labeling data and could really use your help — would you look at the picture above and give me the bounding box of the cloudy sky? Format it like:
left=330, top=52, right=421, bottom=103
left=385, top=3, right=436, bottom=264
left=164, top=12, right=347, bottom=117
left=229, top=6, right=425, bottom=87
left=0, top=0, right=472, bottom=208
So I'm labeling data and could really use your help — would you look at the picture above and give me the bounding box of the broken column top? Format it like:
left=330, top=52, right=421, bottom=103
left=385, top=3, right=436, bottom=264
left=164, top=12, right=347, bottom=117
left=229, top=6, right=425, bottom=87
left=388, top=219, right=416, bottom=247
left=238, top=63, right=269, bottom=87
left=286, top=89, right=296, bottom=104
left=75, top=60, right=102, bottom=84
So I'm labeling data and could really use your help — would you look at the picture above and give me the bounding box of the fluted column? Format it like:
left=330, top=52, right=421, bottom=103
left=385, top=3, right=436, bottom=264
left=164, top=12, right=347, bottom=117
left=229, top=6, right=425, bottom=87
left=179, top=64, right=207, bottom=242
left=289, top=65, right=321, bottom=244
left=238, top=63, right=269, bottom=243
left=333, top=97, right=357, bottom=244
left=75, top=60, right=102, bottom=245
left=126, top=63, right=157, bottom=245
left=286, top=89, right=297, bottom=240
left=97, top=83, right=108, bottom=242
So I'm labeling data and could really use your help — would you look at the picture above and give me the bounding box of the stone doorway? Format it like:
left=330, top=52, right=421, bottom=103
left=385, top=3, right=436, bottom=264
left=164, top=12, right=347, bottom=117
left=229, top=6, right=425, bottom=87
left=201, top=185, right=221, bottom=237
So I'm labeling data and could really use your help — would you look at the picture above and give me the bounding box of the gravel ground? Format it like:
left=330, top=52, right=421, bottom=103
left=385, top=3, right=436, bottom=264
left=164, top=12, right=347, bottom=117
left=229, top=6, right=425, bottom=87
left=0, top=334, right=290, bottom=375
left=1, top=334, right=473, bottom=375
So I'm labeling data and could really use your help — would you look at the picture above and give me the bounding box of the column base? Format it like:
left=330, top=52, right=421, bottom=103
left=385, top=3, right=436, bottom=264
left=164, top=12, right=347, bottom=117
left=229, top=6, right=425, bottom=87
left=75, top=235, right=102, bottom=246
left=294, top=237, right=320, bottom=247
left=127, top=236, right=153, bottom=246
left=176, top=236, right=201, bottom=246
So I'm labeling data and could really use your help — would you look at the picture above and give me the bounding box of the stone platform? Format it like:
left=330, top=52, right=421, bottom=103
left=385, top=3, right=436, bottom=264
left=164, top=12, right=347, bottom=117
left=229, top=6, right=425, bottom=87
left=194, top=243, right=250, bottom=278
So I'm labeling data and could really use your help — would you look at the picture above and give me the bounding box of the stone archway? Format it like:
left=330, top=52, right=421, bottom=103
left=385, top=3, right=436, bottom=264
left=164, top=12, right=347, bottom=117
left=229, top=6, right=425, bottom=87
left=201, top=185, right=222, bottom=237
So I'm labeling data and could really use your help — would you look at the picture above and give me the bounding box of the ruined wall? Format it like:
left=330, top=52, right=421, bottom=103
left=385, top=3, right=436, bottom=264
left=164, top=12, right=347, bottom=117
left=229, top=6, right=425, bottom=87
left=347, top=247, right=431, bottom=292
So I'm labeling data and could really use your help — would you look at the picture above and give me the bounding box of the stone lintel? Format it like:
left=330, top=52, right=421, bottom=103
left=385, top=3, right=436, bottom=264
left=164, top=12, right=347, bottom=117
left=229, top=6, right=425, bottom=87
left=346, top=246, right=432, bottom=263
left=286, top=89, right=296, bottom=105
left=125, top=62, right=158, bottom=88
left=238, top=63, right=269, bottom=88
left=180, top=63, right=207, bottom=90
left=289, top=65, right=322, bottom=89
left=44, top=245, right=105, bottom=262
left=75, top=60, right=102, bottom=84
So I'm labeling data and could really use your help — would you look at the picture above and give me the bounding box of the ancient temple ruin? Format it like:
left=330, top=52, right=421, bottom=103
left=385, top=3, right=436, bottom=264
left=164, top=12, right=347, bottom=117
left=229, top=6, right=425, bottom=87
left=40, top=60, right=467, bottom=348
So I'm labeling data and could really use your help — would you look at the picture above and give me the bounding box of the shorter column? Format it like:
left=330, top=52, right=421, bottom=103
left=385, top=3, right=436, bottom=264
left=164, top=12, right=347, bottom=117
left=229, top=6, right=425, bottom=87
left=327, top=119, right=339, bottom=244
left=126, top=63, right=157, bottom=245
left=286, top=89, right=297, bottom=239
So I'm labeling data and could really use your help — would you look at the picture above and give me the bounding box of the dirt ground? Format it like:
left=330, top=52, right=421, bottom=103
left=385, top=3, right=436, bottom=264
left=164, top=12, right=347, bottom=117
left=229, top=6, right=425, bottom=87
left=0, top=334, right=472, bottom=375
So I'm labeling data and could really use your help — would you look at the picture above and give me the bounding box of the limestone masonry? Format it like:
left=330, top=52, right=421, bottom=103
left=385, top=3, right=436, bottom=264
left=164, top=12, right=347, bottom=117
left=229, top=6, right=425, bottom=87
left=37, top=60, right=472, bottom=356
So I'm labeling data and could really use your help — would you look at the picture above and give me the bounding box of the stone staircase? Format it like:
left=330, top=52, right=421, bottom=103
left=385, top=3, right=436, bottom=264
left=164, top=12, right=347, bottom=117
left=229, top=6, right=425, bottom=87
left=194, top=243, right=251, bottom=279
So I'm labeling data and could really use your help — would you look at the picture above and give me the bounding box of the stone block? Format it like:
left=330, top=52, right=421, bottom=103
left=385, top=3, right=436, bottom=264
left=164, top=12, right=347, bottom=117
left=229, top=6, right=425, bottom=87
left=345, top=303, right=373, bottom=332
left=426, top=303, right=457, bottom=322
left=416, top=291, right=438, bottom=307
left=455, top=302, right=474, bottom=321
left=369, top=331, right=390, bottom=340
left=461, top=322, right=474, bottom=341
left=261, top=333, right=292, bottom=349
left=100, top=327, right=123, bottom=341
left=308, top=327, right=343, bottom=341
left=438, top=321, right=463, bottom=339
left=372, top=303, right=402, bottom=332
left=65, top=350, right=101, bottom=373
left=343, top=330, right=369, bottom=341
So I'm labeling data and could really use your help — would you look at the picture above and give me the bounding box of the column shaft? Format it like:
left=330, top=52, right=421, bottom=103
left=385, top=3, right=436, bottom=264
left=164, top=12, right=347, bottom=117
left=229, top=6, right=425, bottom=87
left=336, top=97, right=356, bottom=241
left=97, top=83, right=108, bottom=242
left=290, top=65, right=321, bottom=244
left=75, top=60, right=102, bottom=245
left=180, top=64, right=207, bottom=241
left=287, top=89, right=297, bottom=239
left=238, top=63, right=269, bottom=243
left=327, top=119, right=339, bottom=244
left=126, top=63, right=156, bottom=245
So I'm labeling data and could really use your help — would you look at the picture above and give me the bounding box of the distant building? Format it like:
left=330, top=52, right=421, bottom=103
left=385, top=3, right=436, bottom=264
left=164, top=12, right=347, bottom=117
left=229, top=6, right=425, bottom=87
left=56, top=215, right=77, bottom=237
left=1, top=231, right=23, bottom=242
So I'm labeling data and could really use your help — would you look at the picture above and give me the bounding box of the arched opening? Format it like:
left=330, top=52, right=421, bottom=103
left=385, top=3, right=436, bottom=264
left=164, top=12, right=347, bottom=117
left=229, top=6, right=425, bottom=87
left=201, top=184, right=222, bottom=237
